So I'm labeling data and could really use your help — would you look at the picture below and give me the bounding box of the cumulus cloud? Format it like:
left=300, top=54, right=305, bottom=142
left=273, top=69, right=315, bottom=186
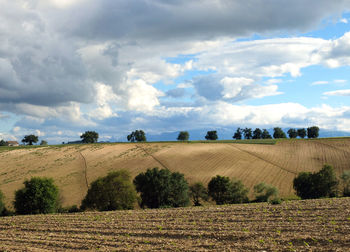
left=193, top=75, right=281, bottom=102
left=1, top=1, right=350, bottom=142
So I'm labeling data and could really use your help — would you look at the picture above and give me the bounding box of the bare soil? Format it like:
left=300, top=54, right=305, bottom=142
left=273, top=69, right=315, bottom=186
left=0, top=197, right=349, bottom=251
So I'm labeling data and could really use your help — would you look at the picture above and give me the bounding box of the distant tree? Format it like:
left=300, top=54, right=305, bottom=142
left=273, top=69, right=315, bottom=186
left=307, top=126, right=319, bottom=139
left=293, top=164, right=338, bottom=199
left=14, top=177, right=60, bottom=215
left=253, top=183, right=279, bottom=202
left=80, top=131, right=99, bottom=143
left=287, top=128, right=298, bottom=138
left=127, top=130, right=146, bottom=142
left=261, top=129, right=272, bottom=139
left=177, top=131, right=189, bottom=141
left=189, top=182, right=208, bottom=206
left=273, top=127, right=286, bottom=139
left=208, top=175, right=248, bottom=205
left=243, top=128, right=252, bottom=140
left=297, top=128, right=307, bottom=138
left=0, top=140, right=7, bottom=146
left=21, top=135, right=39, bottom=145
left=233, top=128, right=242, bottom=140
left=205, top=131, right=218, bottom=140
left=133, top=168, right=189, bottom=208
left=252, top=128, right=262, bottom=139
left=340, top=170, right=350, bottom=197
left=40, top=140, right=48, bottom=145
left=81, top=170, right=138, bottom=211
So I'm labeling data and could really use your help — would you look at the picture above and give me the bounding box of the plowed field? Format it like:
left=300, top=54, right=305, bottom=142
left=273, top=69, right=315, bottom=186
left=0, top=197, right=349, bottom=251
left=0, top=138, right=349, bottom=207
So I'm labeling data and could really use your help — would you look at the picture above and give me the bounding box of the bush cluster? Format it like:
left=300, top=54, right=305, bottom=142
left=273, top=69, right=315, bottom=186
left=1, top=162, right=348, bottom=217
left=293, top=164, right=338, bottom=199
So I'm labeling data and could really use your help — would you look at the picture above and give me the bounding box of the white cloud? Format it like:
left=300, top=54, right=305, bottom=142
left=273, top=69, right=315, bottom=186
left=265, top=79, right=283, bottom=84
left=312, top=81, right=329, bottom=85
left=334, top=79, right=347, bottom=83
left=126, top=79, right=164, bottom=111
left=324, top=89, right=350, bottom=96
left=340, top=18, right=348, bottom=23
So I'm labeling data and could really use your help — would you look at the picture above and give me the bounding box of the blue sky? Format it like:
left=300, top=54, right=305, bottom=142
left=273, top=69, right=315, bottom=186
left=1, top=1, right=350, bottom=143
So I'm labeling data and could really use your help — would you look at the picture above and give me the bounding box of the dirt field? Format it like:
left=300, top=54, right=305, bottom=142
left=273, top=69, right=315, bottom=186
left=0, top=197, right=348, bottom=251
left=0, top=138, right=349, bottom=207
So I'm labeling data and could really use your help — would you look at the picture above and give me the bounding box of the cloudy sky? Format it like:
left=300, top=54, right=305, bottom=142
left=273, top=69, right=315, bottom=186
left=1, top=0, right=350, bottom=143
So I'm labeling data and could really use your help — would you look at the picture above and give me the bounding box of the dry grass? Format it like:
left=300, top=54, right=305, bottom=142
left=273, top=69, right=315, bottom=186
left=0, top=197, right=349, bottom=251
left=0, top=138, right=349, bottom=207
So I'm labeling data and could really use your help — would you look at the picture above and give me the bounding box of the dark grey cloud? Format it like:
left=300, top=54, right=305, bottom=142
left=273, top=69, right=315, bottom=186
left=57, top=0, right=350, bottom=41
left=0, top=2, right=94, bottom=107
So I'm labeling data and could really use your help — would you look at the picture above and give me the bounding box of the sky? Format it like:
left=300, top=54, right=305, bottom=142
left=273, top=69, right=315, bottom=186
left=1, top=0, right=350, bottom=143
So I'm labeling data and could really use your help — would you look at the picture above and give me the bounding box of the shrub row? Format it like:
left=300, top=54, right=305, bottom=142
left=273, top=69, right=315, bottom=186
left=1, top=164, right=348, bottom=216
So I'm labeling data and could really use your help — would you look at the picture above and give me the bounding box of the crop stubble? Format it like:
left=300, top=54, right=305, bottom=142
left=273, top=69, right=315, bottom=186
left=0, top=198, right=349, bottom=251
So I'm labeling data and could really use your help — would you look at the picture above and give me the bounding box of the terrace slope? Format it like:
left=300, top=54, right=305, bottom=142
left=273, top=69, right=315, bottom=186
left=0, top=138, right=349, bottom=207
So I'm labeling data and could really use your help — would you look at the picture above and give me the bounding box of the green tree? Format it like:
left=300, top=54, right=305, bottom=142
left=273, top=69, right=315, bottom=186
left=208, top=175, right=248, bottom=205
left=21, top=134, right=39, bottom=145
left=261, top=129, right=272, bottom=139
left=252, top=128, right=262, bottom=139
left=127, top=130, right=146, bottom=142
left=0, top=140, right=7, bottom=146
left=293, top=164, right=338, bottom=199
left=340, top=170, right=350, bottom=197
left=243, top=128, right=252, bottom=139
left=133, top=168, right=189, bottom=208
left=253, top=183, right=279, bottom=202
left=273, top=127, right=286, bottom=139
left=81, top=170, right=138, bottom=211
left=307, top=126, right=319, bottom=138
left=177, top=131, right=189, bottom=141
left=205, top=131, right=218, bottom=140
left=40, top=140, right=48, bottom=145
left=297, top=128, right=306, bottom=138
left=14, top=177, right=59, bottom=215
left=287, top=128, right=298, bottom=138
left=233, top=128, right=242, bottom=140
left=80, top=131, right=99, bottom=143
left=189, top=182, right=208, bottom=206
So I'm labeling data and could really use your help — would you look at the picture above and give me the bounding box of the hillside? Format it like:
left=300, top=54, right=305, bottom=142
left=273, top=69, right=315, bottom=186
left=0, top=138, right=349, bottom=207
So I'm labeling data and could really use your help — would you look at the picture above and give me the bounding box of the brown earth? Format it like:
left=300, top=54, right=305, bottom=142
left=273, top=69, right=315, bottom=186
left=0, top=138, right=349, bottom=207
left=0, top=197, right=349, bottom=251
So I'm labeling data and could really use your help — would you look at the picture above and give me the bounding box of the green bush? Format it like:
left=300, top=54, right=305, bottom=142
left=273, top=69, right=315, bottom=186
left=253, top=183, right=279, bottom=202
left=189, top=182, right=208, bottom=206
left=293, top=164, right=338, bottom=199
left=208, top=175, right=249, bottom=205
left=81, top=170, right=137, bottom=211
left=133, top=168, right=189, bottom=208
left=58, top=205, right=81, bottom=213
left=14, top=177, right=60, bottom=215
left=269, top=198, right=282, bottom=205
left=340, top=170, right=350, bottom=197
left=0, top=190, right=5, bottom=215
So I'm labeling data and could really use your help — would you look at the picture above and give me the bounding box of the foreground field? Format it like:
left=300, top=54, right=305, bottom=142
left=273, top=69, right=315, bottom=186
left=0, top=197, right=349, bottom=251
left=0, top=138, right=350, bottom=207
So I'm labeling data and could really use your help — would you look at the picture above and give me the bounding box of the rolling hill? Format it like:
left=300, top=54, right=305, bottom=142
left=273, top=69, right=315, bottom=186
left=0, top=138, right=349, bottom=208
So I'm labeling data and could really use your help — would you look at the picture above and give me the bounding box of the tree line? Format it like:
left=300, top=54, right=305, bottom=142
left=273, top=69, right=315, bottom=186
left=0, top=163, right=348, bottom=216
left=0, top=126, right=320, bottom=146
